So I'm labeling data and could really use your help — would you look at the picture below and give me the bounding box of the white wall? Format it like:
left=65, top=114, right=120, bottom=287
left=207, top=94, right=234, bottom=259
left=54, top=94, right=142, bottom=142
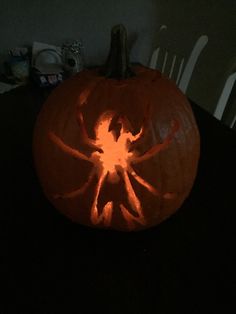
left=0, top=0, right=235, bottom=114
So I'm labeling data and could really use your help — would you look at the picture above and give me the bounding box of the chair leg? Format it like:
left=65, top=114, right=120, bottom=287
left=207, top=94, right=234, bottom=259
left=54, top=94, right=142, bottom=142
left=178, top=35, right=208, bottom=93
left=214, top=72, right=236, bottom=123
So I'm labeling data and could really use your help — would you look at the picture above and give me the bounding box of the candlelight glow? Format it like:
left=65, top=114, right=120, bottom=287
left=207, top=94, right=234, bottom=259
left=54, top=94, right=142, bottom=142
left=49, top=109, right=179, bottom=230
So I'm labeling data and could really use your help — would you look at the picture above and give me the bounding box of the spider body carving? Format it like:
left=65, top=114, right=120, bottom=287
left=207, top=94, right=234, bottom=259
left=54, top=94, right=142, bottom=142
left=49, top=108, right=179, bottom=230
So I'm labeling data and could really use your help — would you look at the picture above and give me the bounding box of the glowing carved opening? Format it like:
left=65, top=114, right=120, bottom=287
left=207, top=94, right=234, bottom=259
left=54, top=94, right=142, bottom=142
left=49, top=108, right=179, bottom=230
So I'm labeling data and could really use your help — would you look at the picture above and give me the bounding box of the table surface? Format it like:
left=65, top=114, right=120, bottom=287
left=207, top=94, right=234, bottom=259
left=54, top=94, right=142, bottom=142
left=1, top=85, right=235, bottom=314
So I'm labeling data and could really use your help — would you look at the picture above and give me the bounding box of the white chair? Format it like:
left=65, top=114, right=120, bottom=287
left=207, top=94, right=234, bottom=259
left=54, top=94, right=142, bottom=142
left=149, top=25, right=208, bottom=94
left=213, top=72, right=236, bottom=129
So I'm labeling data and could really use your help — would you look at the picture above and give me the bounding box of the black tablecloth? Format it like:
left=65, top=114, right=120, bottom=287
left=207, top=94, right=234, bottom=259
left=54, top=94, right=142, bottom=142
left=1, top=86, right=235, bottom=313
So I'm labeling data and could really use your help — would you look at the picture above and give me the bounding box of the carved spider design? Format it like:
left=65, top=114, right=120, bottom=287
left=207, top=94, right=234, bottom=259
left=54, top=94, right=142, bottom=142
left=49, top=106, right=179, bottom=230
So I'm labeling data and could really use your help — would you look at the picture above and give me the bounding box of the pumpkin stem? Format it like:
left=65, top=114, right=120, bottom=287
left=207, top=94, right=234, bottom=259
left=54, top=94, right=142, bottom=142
left=101, top=24, right=134, bottom=79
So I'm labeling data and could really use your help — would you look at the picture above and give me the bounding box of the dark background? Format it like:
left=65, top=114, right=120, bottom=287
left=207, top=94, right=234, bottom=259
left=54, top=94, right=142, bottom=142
left=1, top=86, right=235, bottom=313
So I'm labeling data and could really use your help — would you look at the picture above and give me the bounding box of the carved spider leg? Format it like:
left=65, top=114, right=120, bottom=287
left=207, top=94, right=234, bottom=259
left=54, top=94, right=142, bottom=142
left=120, top=169, right=146, bottom=226
left=49, top=131, right=91, bottom=161
left=120, top=204, right=144, bottom=230
left=78, top=78, right=106, bottom=107
left=77, top=81, right=105, bottom=149
left=118, top=115, right=145, bottom=143
left=130, top=120, right=179, bottom=201
left=79, top=89, right=90, bottom=106
left=131, top=104, right=152, bottom=143
left=132, top=119, right=179, bottom=164
left=127, top=166, right=160, bottom=196
left=76, top=111, right=103, bottom=152
left=48, top=131, right=95, bottom=198
left=90, top=171, right=113, bottom=227
left=127, top=102, right=151, bottom=148
left=54, top=168, right=96, bottom=199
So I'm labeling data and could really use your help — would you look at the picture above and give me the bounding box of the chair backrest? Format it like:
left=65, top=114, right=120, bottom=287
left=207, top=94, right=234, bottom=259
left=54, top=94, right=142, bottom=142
left=149, top=26, right=208, bottom=94
left=213, top=72, right=236, bottom=129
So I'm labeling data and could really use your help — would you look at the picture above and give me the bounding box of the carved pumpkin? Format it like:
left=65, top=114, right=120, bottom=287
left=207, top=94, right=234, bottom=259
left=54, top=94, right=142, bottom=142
left=33, top=25, right=200, bottom=231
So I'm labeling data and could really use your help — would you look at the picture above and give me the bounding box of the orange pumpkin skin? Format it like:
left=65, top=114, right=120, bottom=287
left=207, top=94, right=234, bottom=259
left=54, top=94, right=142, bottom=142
left=33, top=65, right=200, bottom=231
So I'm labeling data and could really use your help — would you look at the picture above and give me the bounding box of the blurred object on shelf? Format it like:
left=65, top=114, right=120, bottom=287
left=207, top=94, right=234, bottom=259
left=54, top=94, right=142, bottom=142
left=8, top=47, right=30, bottom=82
left=0, top=38, right=85, bottom=90
left=62, top=39, right=84, bottom=76
left=31, top=42, right=64, bottom=87
left=0, top=81, right=22, bottom=94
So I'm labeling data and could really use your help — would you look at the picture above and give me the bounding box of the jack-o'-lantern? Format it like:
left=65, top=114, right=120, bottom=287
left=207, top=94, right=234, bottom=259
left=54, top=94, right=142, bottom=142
left=33, top=25, right=200, bottom=231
